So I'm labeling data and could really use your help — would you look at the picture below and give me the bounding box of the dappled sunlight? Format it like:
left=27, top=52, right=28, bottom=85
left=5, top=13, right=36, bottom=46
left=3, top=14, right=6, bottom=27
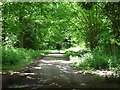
left=33, top=67, right=42, bottom=70
left=90, top=70, right=116, bottom=77
left=69, top=53, right=93, bottom=63
left=45, top=53, right=65, bottom=57
left=56, top=65, right=62, bottom=68
left=67, top=46, right=85, bottom=52
left=19, top=73, right=35, bottom=76
left=70, top=56, right=80, bottom=63
left=3, top=50, right=120, bottom=88
left=26, top=76, right=35, bottom=80
left=42, top=51, right=67, bottom=60
left=62, top=70, right=71, bottom=74
left=40, top=59, right=72, bottom=64
left=37, top=63, right=53, bottom=67
left=49, top=50, right=65, bottom=54
left=74, top=70, right=120, bottom=78
left=74, top=70, right=83, bottom=74
left=2, top=71, right=20, bottom=75
left=2, top=2, right=120, bottom=89
left=9, top=85, right=30, bottom=88
left=80, top=83, right=86, bottom=86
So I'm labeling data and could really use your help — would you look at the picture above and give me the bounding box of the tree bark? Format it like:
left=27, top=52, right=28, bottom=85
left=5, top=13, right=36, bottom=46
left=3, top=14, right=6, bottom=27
left=18, top=16, right=24, bottom=48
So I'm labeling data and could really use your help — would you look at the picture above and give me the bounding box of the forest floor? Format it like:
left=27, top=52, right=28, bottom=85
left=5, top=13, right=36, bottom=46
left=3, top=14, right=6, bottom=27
left=2, top=50, right=120, bottom=89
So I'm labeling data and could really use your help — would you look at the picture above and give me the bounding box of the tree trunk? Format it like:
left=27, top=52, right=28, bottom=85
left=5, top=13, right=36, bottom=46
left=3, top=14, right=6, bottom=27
left=111, top=43, right=116, bottom=55
left=18, top=16, right=24, bottom=48
left=18, top=31, right=24, bottom=48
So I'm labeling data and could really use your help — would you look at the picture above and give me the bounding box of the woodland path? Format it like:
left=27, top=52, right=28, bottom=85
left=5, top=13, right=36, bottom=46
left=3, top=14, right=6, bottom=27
left=2, top=51, right=120, bottom=89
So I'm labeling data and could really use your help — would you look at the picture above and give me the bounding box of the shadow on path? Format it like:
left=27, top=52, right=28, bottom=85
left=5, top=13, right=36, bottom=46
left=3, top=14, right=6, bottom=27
left=2, top=50, right=120, bottom=89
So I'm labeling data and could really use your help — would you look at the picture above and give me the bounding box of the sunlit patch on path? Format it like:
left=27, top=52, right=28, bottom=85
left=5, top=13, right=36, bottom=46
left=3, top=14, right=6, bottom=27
left=2, top=50, right=120, bottom=89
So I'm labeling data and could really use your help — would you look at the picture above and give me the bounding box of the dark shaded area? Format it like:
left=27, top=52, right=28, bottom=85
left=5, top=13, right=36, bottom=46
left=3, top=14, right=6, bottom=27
left=56, top=43, right=62, bottom=50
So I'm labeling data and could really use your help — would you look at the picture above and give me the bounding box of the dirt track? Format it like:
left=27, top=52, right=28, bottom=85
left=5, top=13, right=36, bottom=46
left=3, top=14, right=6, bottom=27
left=2, top=51, right=120, bottom=89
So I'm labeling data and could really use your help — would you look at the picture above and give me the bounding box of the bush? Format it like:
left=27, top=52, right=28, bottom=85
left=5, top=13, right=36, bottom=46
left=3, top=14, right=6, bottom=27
left=65, top=49, right=90, bottom=58
left=2, top=47, right=20, bottom=65
left=2, top=47, right=45, bottom=70
left=91, top=48, right=109, bottom=69
left=92, top=47, right=118, bottom=70
left=66, top=47, right=119, bottom=70
left=75, top=53, right=93, bottom=70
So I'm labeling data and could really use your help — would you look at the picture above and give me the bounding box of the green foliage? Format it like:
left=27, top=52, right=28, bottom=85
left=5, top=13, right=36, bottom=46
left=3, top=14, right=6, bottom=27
left=66, top=47, right=120, bottom=70
left=2, top=2, right=76, bottom=49
left=75, top=53, right=93, bottom=70
left=2, top=47, right=47, bottom=70
left=2, top=2, right=119, bottom=50
left=65, top=49, right=90, bottom=58
left=2, top=2, right=120, bottom=71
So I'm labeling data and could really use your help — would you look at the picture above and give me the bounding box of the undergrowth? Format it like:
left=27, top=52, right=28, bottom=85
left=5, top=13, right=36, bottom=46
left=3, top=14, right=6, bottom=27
left=2, top=47, right=50, bottom=71
left=65, top=47, right=120, bottom=71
